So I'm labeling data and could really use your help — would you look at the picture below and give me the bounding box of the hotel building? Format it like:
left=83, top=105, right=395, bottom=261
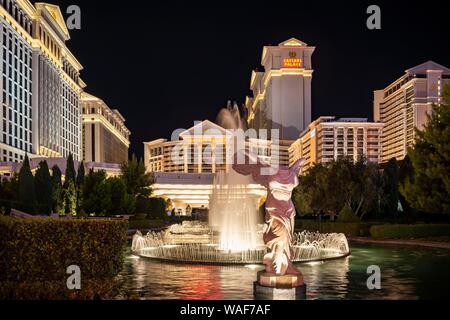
left=297, top=117, right=383, bottom=174
left=144, top=120, right=275, bottom=211
left=144, top=120, right=300, bottom=175
left=246, top=38, right=315, bottom=141
left=0, top=1, right=85, bottom=162
left=374, top=61, right=450, bottom=163
left=81, top=92, right=130, bottom=165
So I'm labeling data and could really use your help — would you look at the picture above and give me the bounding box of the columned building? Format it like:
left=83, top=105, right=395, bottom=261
left=81, top=92, right=130, bottom=165
left=0, top=1, right=85, bottom=163
left=374, top=61, right=450, bottom=163
left=144, top=120, right=297, bottom=174
left=298, top=117, right=384, bottom=174
left=246, top=38, right=315, bottom=141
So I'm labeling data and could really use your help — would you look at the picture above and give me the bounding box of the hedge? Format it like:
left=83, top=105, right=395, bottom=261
left=370, top=224, right=450, bottom=239
left=0, top=216, right=128, bottom=282
left=297, top=220, right=374, bottom=237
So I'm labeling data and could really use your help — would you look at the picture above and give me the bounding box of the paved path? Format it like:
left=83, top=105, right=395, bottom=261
left=349, top=237, right=450, bottom=250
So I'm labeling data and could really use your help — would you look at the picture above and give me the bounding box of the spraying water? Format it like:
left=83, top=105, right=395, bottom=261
left=209, top=170, right=264, bottom=251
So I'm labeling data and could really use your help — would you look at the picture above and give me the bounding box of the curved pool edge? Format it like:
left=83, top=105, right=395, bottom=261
left=131, top=251, right=352, bottom=266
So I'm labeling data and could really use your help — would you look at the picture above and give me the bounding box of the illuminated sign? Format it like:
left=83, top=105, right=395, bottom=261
left=283, top=51, right=303, bottom=68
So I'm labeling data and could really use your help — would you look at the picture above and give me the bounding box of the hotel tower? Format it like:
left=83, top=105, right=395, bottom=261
left=374, top=61, right=450, bottom=163
left=81, top=92, right=131, bottom=165
left=246, top=38, right=315, bottom=141
left=0, top=1, right=85, bottom=162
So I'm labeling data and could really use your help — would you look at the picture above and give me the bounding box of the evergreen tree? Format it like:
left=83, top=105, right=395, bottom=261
left=76, top=161, right=85, bottom=187
left=107, top=177, right=135, bottom=216
left=18, top=155, right=37, bottom=214
left=51, top=165, right=64, bottom=215
left=76, top=161, right=85, bottom=215
left=34, top=161, right=53, bottom=215
left=83, top=169, right=110, bottom=215
left=0, top=175, right=18, bottom=214
left=401, top=85, right=450, bottom=214
left=382, top=158, right=400, bottom=218
left=398, top=155, right=416, bottom=218
left=65, top=153, right=76, bottom=185
left=121, top=154, right=153, bottom=200
left=63, top=179, right=77, bottom=216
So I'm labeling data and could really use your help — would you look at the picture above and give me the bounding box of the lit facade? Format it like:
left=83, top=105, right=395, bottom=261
left=298, top=117, right=384, bottom=174
left=144, top=120, right=299, bottom=174
left=246, top=38, right=315, bottom=141
left=144, top=120, right=292, bottom=212
left=81, top=92, right=130, bottom=165
left=374, top=61, right=450, bottom=163
left=0, top=1, right=85, bottom=163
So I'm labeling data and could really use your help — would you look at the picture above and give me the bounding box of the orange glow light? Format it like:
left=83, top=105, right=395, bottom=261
left=283, top=58, right=303, bottom=68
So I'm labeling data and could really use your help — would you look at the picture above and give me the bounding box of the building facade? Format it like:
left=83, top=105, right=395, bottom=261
left=0, top=1, right=85, bottom=163
left=374, top=61, right=450, bottom=163
left=144, top=120, right=298, bottom=174
left=246, top=38, right=315, bottom=141
left=298, top=117, right=384, bottom=174
left=81, top=92, right=130, bottom=165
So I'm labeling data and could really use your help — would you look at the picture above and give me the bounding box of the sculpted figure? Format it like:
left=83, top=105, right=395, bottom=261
left=233, top=151, right=305, bottom=276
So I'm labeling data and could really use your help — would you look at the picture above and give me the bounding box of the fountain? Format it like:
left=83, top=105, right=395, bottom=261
left=132, top=107, right=350, bottom=299
left=132, top=226, right=349, bottom=264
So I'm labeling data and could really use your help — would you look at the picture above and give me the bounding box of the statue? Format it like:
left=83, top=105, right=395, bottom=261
left=233, top=150, right=305, bottom=280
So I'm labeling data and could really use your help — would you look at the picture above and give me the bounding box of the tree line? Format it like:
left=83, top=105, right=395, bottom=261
left=0, top=154, right=157, bottom=217
left=293, top=85, right=450, bottom=221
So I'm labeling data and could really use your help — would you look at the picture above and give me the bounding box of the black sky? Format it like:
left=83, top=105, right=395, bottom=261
left=49, top=0, right=450, bottom=157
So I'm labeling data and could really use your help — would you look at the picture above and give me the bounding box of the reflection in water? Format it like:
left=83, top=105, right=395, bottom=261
left=118, top=244, right=450, bottom=300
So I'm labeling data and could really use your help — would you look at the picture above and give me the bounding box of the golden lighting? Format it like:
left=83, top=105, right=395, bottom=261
left=283, top=58, right=303, bottom=68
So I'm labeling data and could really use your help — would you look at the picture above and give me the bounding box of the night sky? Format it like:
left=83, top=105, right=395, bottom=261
left=50, top=0, right=449, bottom=157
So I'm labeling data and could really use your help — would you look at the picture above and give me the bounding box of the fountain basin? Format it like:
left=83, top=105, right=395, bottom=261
left=132, top=223, right=350, bottom=265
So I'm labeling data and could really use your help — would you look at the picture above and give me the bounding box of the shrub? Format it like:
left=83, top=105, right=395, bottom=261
left=370, top=224, right=450, bottom=239
left=338, top=205, right=360, bottom=223
left=0, top=216, right=128, bottom=283
left=135, top=197, right=167, bottom=219
left=0, top=279, right=124, bottom=300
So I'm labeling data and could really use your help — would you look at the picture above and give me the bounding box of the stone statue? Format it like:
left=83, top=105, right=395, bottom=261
left=233, top=151, right=305, bottom=276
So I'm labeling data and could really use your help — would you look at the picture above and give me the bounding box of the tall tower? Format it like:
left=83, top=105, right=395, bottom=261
left=373, top=60, right=450, bottom=163
left=247, top=38, right=315, bottom=141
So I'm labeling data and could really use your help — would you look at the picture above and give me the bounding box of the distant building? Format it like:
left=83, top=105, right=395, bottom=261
left=0, top=1, right=86, bottom=162
left=298, top=117, right=383, bottom=174
left=81, top=92, right=130, bottom=165
left=374, top=61, right=450, bottom=163
left=246, top=38, right=315, bottom=141
left=144, top=120, right=298, bottom=174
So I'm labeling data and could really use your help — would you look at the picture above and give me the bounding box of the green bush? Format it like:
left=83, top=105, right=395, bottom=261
left=370, top=224, right=450, bottom=239
left=338, top=205, right=360, bottom=223
left=298, top=220, right=373, bottom=237
left=0, top=279, right=125, bottom=300
left=135, top=197, right=167, bottom=219
left=0, top=216, right=128, bottom=282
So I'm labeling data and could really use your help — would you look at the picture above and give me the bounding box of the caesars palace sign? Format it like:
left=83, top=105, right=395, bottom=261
left=283, top=51, right=303, bottom=68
